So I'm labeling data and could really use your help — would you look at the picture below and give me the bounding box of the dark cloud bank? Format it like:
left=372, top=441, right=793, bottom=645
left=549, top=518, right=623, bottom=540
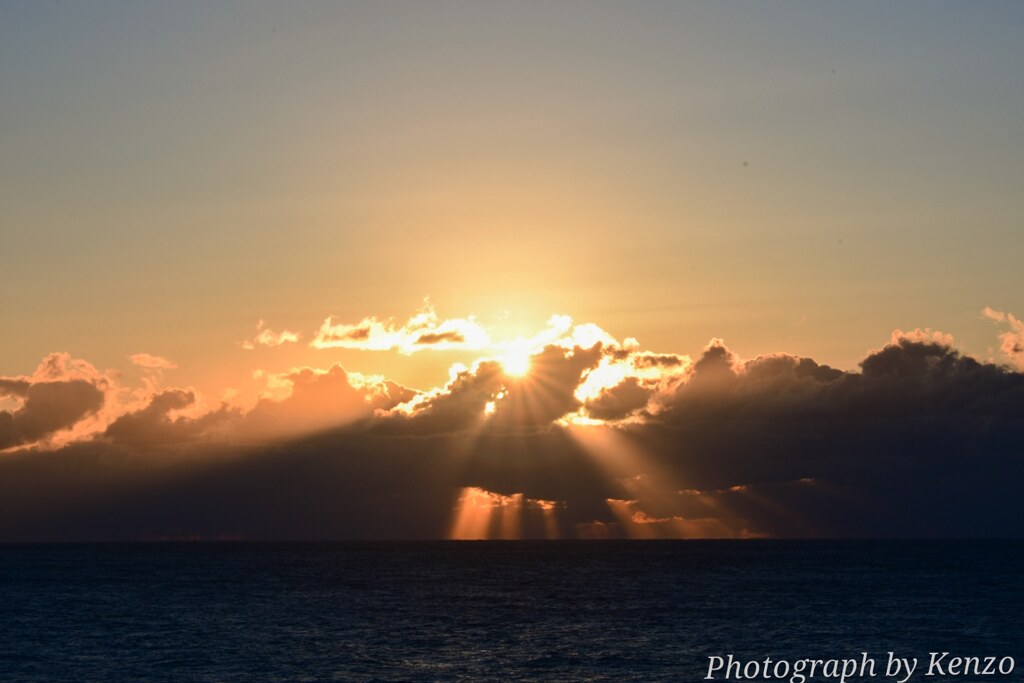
left=0, top=379, right=103, bottom=450
left=1, top=336, right=1022, bottom=541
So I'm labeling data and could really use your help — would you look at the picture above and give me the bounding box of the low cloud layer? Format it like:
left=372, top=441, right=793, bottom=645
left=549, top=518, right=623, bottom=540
left=1, top=311, right=1022, bottom=541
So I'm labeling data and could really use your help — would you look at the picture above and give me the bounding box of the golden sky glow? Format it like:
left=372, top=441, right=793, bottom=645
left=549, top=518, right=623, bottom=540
left=2, top=3, right=1024, bottom=541
left=4, top=301, right=1024, bottom=452
left=4, top=3, right=1024, bottom=402
left=3, top=301, right=1024, bottom=540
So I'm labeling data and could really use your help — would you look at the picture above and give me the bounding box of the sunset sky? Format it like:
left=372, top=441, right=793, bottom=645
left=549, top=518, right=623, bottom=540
left=2, top=3, right=1023, bottom=540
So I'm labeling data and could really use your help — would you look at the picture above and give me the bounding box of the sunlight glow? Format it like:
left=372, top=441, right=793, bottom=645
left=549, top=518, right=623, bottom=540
left=499, top=346, right=532, bottom=377
left=574, top=361, right=629, bottom=401
left=449, top=486, right=561, bottom=540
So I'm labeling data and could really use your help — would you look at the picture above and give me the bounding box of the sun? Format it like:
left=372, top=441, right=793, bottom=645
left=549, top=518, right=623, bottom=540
left=500, top=348, right=532, bottom=377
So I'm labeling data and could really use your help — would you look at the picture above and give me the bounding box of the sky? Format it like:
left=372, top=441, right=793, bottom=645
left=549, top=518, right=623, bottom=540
left=2, top=2, right=1023, bottom=540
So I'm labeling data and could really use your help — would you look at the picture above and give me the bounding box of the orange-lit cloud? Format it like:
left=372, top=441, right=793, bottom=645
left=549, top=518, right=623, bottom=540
left=385, top=341, right=605, bottom=434
left=312, top=302, right=489, bottom=354
left=888, top=327, right=955, bottom=348
left=129, top=353, right=178, bottom=370
left=241, top=320, right=301, bottom=350
left=0, top=353, right=109, bottom=451
left=450, top=486, right=561, bottom=540
left=573, top=341, right=690, bottom=421
left=2, top=310, right=1024, bottom=540
left=8, top=313, right=1024, bottom=451
left=604, top=498, right=745, bottom=539
left=105, top=389, right=237, bottom=446
left=244, top=364, right=415, bottom=439
left=983, top=306, right=1024, bottom=370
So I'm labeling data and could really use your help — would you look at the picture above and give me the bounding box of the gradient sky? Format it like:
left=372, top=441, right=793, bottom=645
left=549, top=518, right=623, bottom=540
left=3, top=3, right=1024, bottom=541
left=3, top=1, right=1024, bottom=398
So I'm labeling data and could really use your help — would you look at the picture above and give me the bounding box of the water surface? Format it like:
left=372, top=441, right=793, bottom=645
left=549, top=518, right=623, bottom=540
left=1, top=541, right=1020, bottom=681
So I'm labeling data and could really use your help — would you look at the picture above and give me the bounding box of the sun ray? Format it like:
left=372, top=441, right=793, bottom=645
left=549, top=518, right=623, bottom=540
left=449, top=486, right=562, bottom=540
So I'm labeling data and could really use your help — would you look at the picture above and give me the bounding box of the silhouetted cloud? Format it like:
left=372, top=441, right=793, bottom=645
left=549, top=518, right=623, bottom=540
left=104, top=389, right=237, bottom=446
left=382, top=342, right=604, bottom=434
left=414, top=331, right=466, bottom=345
left=630, top=352, right=686, bottom=369
left=1, top=324, right=1023, bottom=540
left=583, top=377, right=651, bottom=421
left=0, top=354, right=107, bottom=450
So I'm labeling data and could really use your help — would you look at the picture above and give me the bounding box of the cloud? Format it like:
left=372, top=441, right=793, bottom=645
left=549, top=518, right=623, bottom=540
left=413, top=331, right=465, bottom=345
left=575, top=344, right=690, bottom=421
left=630, top=352, right=686, bottom=369
left=983, top=306, right=1006, bottom=323
left=1, top=318, right=1024, bottom=540
left=129, top=353, right=178, bottom=370
left=241, top=320, right=301, bottom=350
left=384, top=342, right=604, bottom=434
left=102, top=361, right=420, bottom=447
left=888, top=327, right=955, bottom=347
left=311, top=303, right=489, bottom=354
left=450, top=486, right=561, bottom=539
left=0, top=380, right=105, bottom=450
left=0, top=354, right=107, bottom=450
left=983, top=307, right=1024, bottom=371
left=583, top=377, right=652, bottom=421
left=104, top=389, right=238, bottom=446
left=383, top=359, right=505, bottom=434
left=243, top=364, right=415, bottom=439
left=608, top=333, right=1024, bottom=535
left=649, top=332, right=1024, bottom=429
left=30, top=351, right=109, bottom=384
left=601, top=498, right=752, bottom=539
left=0, top=379, right=31, bottom=399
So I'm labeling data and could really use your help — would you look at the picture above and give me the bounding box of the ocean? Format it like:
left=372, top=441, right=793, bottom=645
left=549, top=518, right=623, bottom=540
left=0, top=541, right=1020, bottom=681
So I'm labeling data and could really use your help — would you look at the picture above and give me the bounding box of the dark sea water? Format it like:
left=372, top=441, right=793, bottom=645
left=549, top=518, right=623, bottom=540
left=0, top=541, right=1021, bottom=682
